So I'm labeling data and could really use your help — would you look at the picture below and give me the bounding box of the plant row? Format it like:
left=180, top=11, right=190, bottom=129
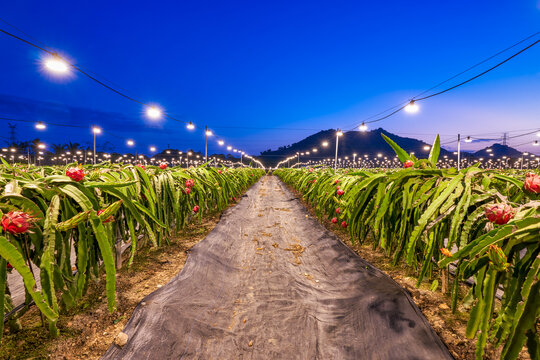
left=0, top=161, right=265, bottom=338
left=274, top=135, right=539, bottom=360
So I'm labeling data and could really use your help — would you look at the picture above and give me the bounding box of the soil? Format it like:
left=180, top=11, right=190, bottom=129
left=0, top=210, right=224, bottom=360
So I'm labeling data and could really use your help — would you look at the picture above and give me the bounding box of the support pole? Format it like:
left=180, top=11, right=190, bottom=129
left=457, top=134, right=461, bottom=171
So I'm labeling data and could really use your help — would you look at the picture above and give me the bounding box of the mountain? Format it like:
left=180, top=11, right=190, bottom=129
left=473, top=144, right=524, bottom=159
left=258, top=128, right=451, bottom=166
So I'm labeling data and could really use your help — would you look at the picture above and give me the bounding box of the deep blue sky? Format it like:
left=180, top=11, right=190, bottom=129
left=0, top=0, right=539, bottom=158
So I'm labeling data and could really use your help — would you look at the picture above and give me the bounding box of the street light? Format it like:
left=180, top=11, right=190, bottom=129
left=186, top=122, right=195, bottom=130
left=127, top=139, right=135, bottom=146
left=205, top=126, right=213, bottom=162
left=334, top=129, right=343, bottom=171
left=92, top=126, right=101, bottom=164
left=358, top=122, right=368, bottom=132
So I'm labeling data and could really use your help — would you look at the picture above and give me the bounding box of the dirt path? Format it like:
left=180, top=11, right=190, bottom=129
left=103, top=176, right=452, bottom=360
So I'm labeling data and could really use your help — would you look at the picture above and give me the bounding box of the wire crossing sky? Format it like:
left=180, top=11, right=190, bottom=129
left=0, top=1, right=539, bottom=155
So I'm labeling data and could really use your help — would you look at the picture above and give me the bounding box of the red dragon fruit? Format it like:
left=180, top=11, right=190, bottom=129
left=404, top=160, right=414, bottom=168
left=66, top=167, right=85, bottom=182
left=524, top=173, right=540, bottom=194
left=485, top=203, right=515, bottom=225
left=1, top=211, right=36, bottom=234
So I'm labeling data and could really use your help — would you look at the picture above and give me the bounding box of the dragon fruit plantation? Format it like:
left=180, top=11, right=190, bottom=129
left=0, top=2, right=539, bottom=359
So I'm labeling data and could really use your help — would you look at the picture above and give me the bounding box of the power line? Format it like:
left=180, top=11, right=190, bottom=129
left=412, top=31, right=540, bottom=98
left=413, top=38, right=540, bottom=102
left=347, top=31, right=540, bottom=130
left=0, top=26, right=187, bottom=124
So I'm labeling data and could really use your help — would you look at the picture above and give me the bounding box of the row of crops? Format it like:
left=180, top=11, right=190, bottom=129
left=274, top=135, right=539, bottom=360
left=0, top=161, right=265, bottom=338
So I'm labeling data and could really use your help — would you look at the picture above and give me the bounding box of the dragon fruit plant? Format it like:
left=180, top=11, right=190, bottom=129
left=382, top=133, right=441, bottom=169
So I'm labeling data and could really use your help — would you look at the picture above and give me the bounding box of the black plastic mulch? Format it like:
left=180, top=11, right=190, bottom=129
left=103, top=176, right=453, bottom=359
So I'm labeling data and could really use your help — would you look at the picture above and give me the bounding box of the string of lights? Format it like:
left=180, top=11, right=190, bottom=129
left=344, top=31, right=540, bottom=131
left=0, top=26, right=183, bottom=124
left=0, top=19, right=265, bottom=167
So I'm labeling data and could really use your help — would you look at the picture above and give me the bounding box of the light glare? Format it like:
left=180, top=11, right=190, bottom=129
left=146, top=106, right=162, bottom=119
left=44, top=56, right=69, bottom=74
left=35, top=122, right=47, bottom=130
left=405, top=100, right=419, bottom=113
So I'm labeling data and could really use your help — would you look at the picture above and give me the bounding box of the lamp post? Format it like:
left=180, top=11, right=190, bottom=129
left=457, top=134, right=461, bottom=171
left=92, top=126, right=101, bottom=164
left=334, top=129, right=343, bottom=171
left=205, top=126, right=208, bottom=163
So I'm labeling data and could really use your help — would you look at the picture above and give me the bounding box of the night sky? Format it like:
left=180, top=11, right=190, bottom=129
left=1, top=1, right=539, bottom=159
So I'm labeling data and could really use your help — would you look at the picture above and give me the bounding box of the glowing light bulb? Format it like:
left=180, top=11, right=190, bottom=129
left=150, top=146, right=157, bottom=152
left=186, top=122, right=195, bottom=130
left=218, top=140, right=224, bottom=146
left=92, top=127, right=102, bottom=134
left=336, top=130, right=343, bottom=136
left=405, top=100, right=419, bottom=113
left=127, top=139, right=135, bottom=146
left=35, top=121, right=47, bottom=130
left=206, top=130, right=213, bottom=136
left=227, top=146, right=232, bottom=151
left=465, top=136, right=472, bottom=143
left=44, top=55, right=69, bottom=74
left=146, top=106, right=162, bottom=119
left=358, top=122, right=368, bottom=132
left=322, top=141, right=328, bottom=147
left=423, top=145, right=430, bottom=151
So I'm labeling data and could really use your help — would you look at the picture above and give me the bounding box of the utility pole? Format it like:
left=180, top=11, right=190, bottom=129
left=205, top=126, right=208, bottom=163
left=457, top=134, right=461, bottom=171
left=8, top=123, right=16, bottom=145
left=334, top=129, right=342, bottom=171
